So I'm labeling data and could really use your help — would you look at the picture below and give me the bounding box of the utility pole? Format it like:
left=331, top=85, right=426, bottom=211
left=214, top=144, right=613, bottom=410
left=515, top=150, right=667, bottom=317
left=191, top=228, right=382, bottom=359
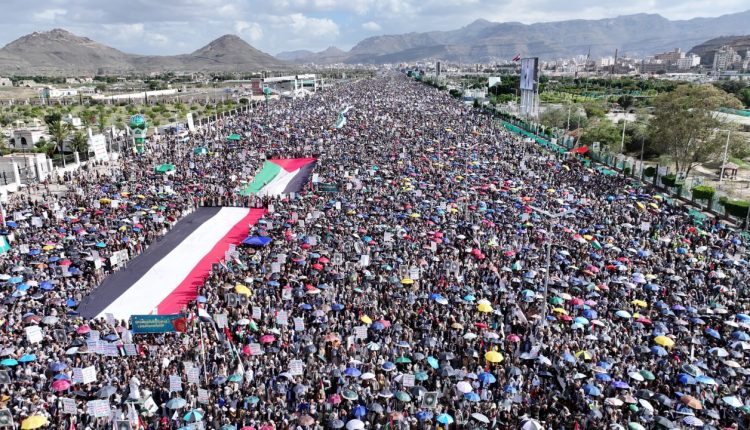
left=719, top=129, right=732, bottom=185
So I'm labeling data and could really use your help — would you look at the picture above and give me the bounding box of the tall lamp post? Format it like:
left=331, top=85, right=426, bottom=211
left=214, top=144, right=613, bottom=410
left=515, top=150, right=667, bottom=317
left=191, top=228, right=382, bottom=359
left=528, top=206, right=577, bottom=332
left=718, top=129, right=732, bottom=187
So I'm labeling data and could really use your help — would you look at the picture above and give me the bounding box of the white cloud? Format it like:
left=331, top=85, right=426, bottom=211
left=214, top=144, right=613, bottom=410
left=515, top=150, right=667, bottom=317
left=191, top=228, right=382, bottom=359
left=361, top=21, right=382, bottom=31
left=235, top=21, right=263, bottom=43
left=33, top=8, right=67, bottom=21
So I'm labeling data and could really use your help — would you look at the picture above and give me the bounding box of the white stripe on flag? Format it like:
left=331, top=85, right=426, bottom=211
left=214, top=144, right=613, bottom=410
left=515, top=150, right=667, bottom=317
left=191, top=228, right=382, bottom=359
left=97, top=208, right=250, bottom=320
left=257, top=167, right=301, bottom=197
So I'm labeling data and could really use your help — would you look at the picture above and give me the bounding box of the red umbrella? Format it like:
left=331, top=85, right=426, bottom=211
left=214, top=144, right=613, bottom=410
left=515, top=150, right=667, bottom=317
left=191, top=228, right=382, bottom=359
left=76, top=325, right=91, bottom=334
left=312, top=263, right=324, bottom=271
left=570, top=298, right=584, bottom=306
left=318, top=257, right=330, bottom=264
left=474, top=322, right=489, bottom=329
left=59, top=260, right=72, bottom=267
left=51, top=379, right=71, bottom=391
left=259, top=335, right=275, bottom=344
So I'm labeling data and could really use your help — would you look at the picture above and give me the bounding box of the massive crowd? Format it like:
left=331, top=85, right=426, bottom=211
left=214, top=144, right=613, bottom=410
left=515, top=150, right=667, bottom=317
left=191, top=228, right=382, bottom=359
left=0, top=73, right=748, bottom=430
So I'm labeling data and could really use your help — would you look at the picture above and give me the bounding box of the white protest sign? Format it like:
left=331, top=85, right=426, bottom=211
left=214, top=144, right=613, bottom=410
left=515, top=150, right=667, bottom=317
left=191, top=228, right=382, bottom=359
left=169, top=375, right=182, bottom=392
left=72, top=368, right=84, bottom=384
left=197, top=389, right=209, bottom=404
left=89, top=330, right=100, bottom=341
left=86, top=400, right=111, bottom=418
left=214, top=314, right=228, bottom=329
left=105, top=313, right=116, bottom=327
left=409, top=267, right=420, bottom=280
left=402, top=374, right=416, bottom=387
left=354, top=325, right=368, bottom=340
left=249, top=343, right=262, bottom=355
left=271, top=262, right=281, bottom=273
left=186, top=367, right=200, bottom=384
left=81, top=366, right=97, bottom=384
left=289, top=359, right=304, bottom=376
left=293, top=317, right=305, bottom=332
left=276, top=310, right=288, bottom=325
left=24, top=326, right=43, bottom=344
left=61, top=398, right=77, bottom=414
left=252, top=307, right=261, bottom=320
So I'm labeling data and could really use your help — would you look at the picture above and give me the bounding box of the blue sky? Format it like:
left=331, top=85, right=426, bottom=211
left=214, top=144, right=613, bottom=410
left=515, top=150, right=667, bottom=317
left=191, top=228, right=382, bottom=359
left=0, top=0, right=748, bottom=55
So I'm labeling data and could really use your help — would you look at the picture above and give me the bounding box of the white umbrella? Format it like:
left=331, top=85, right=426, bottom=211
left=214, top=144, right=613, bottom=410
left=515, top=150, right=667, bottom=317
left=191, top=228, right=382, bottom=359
left=360, top=372, right=375, bottom=380
left=346, top=419, right=365, bottom=430
left=605, top=398, right=623, bottom=406
left=471, top=412, right=490, bottom=423
left=628, top=371, right=645, bottom=382
left=638, top=399, right=654, bottom=413
left=521, top=418, right=544, bottom=430
left=456, top=381, right=473, bottom=393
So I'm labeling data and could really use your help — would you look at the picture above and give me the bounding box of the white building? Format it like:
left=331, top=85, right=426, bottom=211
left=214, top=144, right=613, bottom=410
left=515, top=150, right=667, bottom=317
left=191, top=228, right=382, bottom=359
left=62, top=114, right=82, bottom=128
left=8, top=128, right=47, bottom=150
left=676, top=54, right=700, bottom=70
left=41, top=87, right=78, bottom=99
left=0, top=77, right=11, bottom=87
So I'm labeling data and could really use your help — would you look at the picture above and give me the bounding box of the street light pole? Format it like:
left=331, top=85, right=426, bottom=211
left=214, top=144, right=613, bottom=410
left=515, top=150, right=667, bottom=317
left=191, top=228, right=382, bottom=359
left=719, top=129, right=731, bottom=185
left=639, top=134, right=645, bottom=181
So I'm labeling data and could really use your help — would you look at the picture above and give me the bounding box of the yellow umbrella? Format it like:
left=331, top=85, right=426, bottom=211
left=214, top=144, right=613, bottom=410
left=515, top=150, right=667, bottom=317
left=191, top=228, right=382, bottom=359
left=42, top=245, right=55, bottom=251
left=136, top=194, right=146, bottom=199
left=575, top=350, right=592, bottom=360
left=636, top=202, right=645, bottom=210
left=360, top=315, right=373, bottom=325
left=654, top=335, right=675, bottom=348
left=484, top=351, right=503, bottom=363
left=21, top=415, right=48, bottom=430
left=346, top=210, right=356, bottom=215
left=235, top=284, right=252, bottom=296
left=400, top=278, right=414, bottom=285
left=552, top=307, right=569, bottom=315
left=451, top=322, right=464, bottom=330
left=409, top=213, right=421, bottom=218
left=583, top=234, right=594, bottom=241
left=99, top=198, right=112, bottom=204
left=477, top=303, right=493, bottom=313
left=631, top=299, right=648, bottom=308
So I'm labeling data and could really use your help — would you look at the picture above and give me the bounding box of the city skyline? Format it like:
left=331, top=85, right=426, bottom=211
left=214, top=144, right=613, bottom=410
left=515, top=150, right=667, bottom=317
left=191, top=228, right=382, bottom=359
left=0, top=0, right=748, bottom=56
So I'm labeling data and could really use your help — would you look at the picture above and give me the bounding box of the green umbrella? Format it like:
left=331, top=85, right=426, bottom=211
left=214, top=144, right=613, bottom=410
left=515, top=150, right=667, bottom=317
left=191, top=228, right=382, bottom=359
left=220, top=425, right=236, bottom=430
left=227, top=373, right=243, bottom=382
left=155, top=163, right=175, bottom=174
left=628, top=404, right=639, bottom=413
left=227, top=134, right=241, bottom=141
left=341, top=389, right=358, bottom=401
left=193, top=147, right=208, bottom=155
left=394, top=391, right=411, bottom=402
left=415, top=371, right=428, bottom=381
left=639, top=370, right=655, bottom=381
left=549, top=297, right=564, bottom=305
left=627, top=422, right=645, bottom=430
left=395, top=356, right=411, bottom=364
left=248, top=321, right=259, bottom=331
left=245, top=396, right=260, bottom=405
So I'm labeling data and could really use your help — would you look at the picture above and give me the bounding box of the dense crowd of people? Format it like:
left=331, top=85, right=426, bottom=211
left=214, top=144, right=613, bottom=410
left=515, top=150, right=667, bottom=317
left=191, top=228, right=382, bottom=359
left=0, top=73, right=748, bottom=430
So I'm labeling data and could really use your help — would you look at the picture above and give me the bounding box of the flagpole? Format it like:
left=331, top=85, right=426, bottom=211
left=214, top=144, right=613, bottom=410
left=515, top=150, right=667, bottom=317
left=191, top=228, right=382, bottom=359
left=198, top=319, right=209, bottom=386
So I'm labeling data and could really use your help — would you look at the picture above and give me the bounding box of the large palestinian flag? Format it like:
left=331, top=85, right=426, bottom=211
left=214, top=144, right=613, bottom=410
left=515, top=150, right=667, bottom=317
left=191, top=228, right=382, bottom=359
left=77, top=207, right=265, bottom=320
left=240, top=158, right=317, bottom=197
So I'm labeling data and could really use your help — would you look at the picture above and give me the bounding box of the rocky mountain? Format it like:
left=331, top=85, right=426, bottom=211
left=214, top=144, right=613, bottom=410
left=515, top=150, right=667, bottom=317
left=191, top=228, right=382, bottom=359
left=0, top=29, right=287, bottom=75
left=282, top=10, right=750, bottom=64
left=689, top=35, right=750, bottom=66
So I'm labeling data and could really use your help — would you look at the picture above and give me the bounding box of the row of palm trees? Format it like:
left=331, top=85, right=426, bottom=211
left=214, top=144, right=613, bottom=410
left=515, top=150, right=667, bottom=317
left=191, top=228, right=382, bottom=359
left=42, top=113, right=89, bottom=159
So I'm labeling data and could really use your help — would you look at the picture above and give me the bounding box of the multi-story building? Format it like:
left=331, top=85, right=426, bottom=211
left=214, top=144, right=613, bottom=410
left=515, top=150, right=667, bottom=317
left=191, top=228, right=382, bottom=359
left=654, top=48, right=684, bottom=63
left=676, top=54, right=701, bottom=70
left=714, top=45, right=738, bottom=72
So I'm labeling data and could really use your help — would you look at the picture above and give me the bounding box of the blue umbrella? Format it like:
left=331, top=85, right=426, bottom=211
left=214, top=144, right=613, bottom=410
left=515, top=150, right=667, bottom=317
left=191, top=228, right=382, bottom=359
left=371, top=322, right=385, bottom=331
left=16, top=284, right=30, bottom=292
left=381, top=362, right=395, bottom=371
left=332, top=304, right=344, bottom=311
left=416, top=411, right=433, bottom=421
left=478, top=372, right=496, bottom=384
left=574, top=317, right=590, bottom=325
left=196, top=295, right=207, bottom=303
left=49, top=362, right=67, bottom=371
left=18, top=354, right=36, bottom=363
left=705, top=328, right=721, bottom=339
left=464, top=392, right=480, bottom=402
left=464, top=295, right=476, bottom=302
left=183, top=409, right=204, bottom=422
left=696, top=375, right=717, bottom=385
left=166, top=398, right=187, bottom=409
left=503, top=385, right=517, bottom=393
left=344, top=367, right=361, bottom=377
left=582, top=309, right=598, bottom=319
left=651, top=345, right=668, bottom=357
left=611, top=380, right=630, bottom=389
left=678, top=374, right=696, bottom=385
left=562, top=352, right=577, bottom=363
left=352, top=405, right=367, bottom=417
left=53, top=374, right=69, bottom=380
left=242, top=236, right=272, bottom=247
left=595, top=373, right=612, bottom=381
left=427, top=356, right=439, bottom=369
left=0, top=359, right=17, bottom=367
left=436, top=414, right=454, bottom=425
left=583, top=384, right=601, bottom=397
left=7, top=277, right=22, bottom=284
left=732, top=331, right=750, bottom=341
left=40, top=281, right=54, bottom=291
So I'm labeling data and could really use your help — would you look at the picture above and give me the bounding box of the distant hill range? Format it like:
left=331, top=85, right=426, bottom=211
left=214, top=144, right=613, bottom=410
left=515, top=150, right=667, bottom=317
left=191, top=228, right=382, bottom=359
left=0, top=29, right=287, bottom=75
left=689, top=35, right=750, bottom=66
left=277, top=10, right=750, bottom=64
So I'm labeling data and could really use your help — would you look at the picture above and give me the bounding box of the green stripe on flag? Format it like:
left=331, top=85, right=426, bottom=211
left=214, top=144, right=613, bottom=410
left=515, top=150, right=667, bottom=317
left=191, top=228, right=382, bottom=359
left=239, top=161, right=282, bottom=196
left=0, top=236, right=10, bottom=254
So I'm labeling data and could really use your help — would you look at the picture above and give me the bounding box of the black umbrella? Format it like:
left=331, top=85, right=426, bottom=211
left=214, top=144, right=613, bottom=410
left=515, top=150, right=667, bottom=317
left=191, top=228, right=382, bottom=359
left=654, top=416, right=676, bottom=429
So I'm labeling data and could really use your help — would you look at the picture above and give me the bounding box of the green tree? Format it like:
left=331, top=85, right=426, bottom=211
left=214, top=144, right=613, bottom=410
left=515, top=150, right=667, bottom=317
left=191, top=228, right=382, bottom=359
left=96, top=105, right=109, bottom=132
left=69, top=131, right=88, bottom=154
left=44, top=112, right=71, bottom=158
left=581, top=118, right=627, bottom=150
left=649, top=84, right=743, bottom=176
left=617, top=95, right=635, bottom=111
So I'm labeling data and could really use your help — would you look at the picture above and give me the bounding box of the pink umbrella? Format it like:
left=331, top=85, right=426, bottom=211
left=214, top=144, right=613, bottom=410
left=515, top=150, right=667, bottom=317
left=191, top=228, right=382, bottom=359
left=377, top=319, right=391, bottom=328
left=507, top=334, right=521, bottom=342
left=327, top=394, right=342, bottom=404
left=259, top=335, right=275, bottom=344
left=570, top=298, right=584, bottom=306
left=76, top=325, right=91, bottom=334
left=51, top=379, right=71, bottom=391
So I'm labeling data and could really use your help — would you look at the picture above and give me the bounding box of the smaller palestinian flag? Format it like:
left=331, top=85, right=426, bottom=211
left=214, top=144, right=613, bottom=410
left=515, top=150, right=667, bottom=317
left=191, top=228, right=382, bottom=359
left=240, top=158, right=317, bottom=197
left=590, top=239, right=602, bottom=250
left=512, top=54, right=521, bottom=62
